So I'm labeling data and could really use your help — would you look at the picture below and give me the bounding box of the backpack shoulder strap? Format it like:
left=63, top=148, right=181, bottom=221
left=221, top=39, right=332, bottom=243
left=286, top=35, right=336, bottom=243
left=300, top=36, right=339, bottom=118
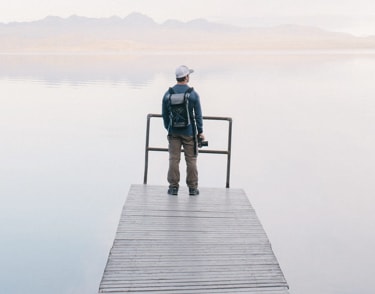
left=185, top=87, right=194, bottom=95
left=183, top=87, right=194, bottom=101
left=167, top=88, right=175, bottom=106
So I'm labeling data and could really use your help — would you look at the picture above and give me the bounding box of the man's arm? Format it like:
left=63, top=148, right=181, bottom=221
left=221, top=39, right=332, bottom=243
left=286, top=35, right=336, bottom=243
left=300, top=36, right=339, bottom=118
left=161, top=96, right=169, bottom=130
left=193, top=92, right=204, bottom=135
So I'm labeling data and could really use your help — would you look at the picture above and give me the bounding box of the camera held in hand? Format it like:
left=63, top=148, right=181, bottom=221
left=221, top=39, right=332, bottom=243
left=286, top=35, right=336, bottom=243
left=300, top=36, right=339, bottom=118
left=197, top=136, right=208, bottom=148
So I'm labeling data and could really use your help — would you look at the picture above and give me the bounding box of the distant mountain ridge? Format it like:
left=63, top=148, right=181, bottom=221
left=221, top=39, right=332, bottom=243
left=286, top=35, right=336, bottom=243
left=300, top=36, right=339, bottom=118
left=1, top=13, right=374, bottom=53
left=1, top=13, right=236, bottom=31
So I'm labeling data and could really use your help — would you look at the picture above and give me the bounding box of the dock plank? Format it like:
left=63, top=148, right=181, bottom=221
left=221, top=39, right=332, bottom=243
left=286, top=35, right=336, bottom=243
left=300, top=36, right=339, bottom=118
left=99, top=185, right=289, bottom=293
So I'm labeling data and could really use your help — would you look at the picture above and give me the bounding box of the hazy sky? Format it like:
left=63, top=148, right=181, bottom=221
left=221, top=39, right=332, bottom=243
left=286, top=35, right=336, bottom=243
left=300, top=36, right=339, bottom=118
left=1, top=0, right=375, bottom=35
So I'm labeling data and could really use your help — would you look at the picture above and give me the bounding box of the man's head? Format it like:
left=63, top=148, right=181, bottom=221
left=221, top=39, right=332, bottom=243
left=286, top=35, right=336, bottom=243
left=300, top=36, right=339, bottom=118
left=175, top=65, right=194, bottom=82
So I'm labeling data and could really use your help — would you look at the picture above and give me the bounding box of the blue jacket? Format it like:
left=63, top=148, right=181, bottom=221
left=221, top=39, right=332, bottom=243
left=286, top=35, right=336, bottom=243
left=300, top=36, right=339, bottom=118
left=162, top=84, right=203, bottom=136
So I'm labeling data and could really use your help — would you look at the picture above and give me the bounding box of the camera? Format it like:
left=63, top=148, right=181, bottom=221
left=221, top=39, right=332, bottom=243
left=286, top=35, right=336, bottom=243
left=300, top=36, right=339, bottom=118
left=197, top=136, right=208, bottom=148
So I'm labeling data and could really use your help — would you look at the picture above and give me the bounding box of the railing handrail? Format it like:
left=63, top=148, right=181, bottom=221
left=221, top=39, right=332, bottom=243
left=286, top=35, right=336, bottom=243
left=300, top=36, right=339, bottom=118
left=144, top=113, right=233, bottom=188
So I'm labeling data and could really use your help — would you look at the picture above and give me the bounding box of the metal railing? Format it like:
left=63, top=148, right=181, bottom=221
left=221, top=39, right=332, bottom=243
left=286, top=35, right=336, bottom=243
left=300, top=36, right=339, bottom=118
left=144, top=114, right=233, bottom=188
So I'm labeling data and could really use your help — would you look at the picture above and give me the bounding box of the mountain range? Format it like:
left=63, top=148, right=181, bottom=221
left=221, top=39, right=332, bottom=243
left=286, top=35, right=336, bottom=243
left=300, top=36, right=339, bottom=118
left=1, top=12, right=375, bottom=53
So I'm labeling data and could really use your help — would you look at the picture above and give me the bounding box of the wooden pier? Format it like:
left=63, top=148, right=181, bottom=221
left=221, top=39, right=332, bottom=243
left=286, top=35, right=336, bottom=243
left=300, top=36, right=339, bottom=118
left=99, top=184, right=289, bottom=293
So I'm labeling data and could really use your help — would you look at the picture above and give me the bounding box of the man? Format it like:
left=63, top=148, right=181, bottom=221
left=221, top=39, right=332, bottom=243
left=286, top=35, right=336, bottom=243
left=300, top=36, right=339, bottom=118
left=162, top=65, right=205, bottom=196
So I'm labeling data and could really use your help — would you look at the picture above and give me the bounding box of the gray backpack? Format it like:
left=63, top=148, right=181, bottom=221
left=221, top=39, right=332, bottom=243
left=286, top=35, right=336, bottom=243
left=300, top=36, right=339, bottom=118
left=167, top=87, right=194, bottom=128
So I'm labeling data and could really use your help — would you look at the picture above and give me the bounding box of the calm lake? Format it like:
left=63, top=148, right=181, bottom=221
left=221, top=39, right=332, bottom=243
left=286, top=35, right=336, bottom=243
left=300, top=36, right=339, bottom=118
left=1, top=52, right=374, bottom=294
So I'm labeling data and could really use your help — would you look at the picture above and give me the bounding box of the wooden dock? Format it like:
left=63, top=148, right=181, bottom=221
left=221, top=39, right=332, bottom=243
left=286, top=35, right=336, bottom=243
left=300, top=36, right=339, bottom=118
left=99, top=184, right=289, bottom=293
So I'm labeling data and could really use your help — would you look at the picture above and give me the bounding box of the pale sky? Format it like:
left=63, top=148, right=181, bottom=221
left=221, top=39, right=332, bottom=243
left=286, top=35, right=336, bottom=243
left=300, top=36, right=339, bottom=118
left=1, top=0, right=375, bottom=36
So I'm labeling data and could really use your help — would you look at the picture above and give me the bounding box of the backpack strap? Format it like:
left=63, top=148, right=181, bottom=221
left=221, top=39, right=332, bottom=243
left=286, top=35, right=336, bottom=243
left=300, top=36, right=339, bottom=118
left=184, top=87, right=194, bottom=98
left=183, top=87, right=194, bottom=114
left=184, top=87, right=194, bottom=119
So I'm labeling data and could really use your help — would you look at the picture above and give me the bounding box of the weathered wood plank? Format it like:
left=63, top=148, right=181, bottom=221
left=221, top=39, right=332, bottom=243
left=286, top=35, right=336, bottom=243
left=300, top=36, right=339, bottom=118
left=99, top=184, right=289, bottom=293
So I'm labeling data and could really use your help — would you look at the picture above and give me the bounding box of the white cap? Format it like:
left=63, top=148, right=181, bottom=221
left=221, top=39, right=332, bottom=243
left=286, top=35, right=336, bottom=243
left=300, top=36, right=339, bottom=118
left=175, top=65, right=194, bottom=78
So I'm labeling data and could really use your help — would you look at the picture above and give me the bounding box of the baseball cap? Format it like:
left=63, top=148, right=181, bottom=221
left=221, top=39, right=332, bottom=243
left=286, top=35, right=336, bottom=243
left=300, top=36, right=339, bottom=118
left=175, top=65, right=194, bottom=78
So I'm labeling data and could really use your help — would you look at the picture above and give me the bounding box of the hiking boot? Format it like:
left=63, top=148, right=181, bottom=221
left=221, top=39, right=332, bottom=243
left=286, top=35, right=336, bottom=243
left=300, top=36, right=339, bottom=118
left=168, top=187, right=178, bottom=196
left=189, top=188, right=199, bottom=196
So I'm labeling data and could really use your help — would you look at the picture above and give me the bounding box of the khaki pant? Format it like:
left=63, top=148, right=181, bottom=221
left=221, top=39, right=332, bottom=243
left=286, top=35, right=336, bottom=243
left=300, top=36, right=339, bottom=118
left=167, top=135, right=198, bottom=189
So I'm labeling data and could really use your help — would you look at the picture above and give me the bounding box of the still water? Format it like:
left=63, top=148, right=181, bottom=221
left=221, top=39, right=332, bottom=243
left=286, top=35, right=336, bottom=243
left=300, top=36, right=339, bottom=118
left=1, top=52, right=374, bottom=294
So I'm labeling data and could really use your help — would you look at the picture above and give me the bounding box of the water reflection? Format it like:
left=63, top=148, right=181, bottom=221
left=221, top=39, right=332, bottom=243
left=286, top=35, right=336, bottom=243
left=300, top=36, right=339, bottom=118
left=1, top=54, right=160, bottom=87
left=1, top=52, right=375, bottom=294
left=1, top=52, right=369, bottom=86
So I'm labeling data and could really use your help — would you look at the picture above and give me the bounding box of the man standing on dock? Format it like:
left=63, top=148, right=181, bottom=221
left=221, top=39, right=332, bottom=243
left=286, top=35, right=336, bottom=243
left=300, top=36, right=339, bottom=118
left=162, top=65, right=205, bottom=196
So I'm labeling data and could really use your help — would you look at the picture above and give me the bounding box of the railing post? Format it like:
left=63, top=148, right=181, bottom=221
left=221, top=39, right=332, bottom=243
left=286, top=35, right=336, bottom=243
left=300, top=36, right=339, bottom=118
left=143, top=114, right=152, bottom=184
left=226, top=118, right=233, bottom=188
